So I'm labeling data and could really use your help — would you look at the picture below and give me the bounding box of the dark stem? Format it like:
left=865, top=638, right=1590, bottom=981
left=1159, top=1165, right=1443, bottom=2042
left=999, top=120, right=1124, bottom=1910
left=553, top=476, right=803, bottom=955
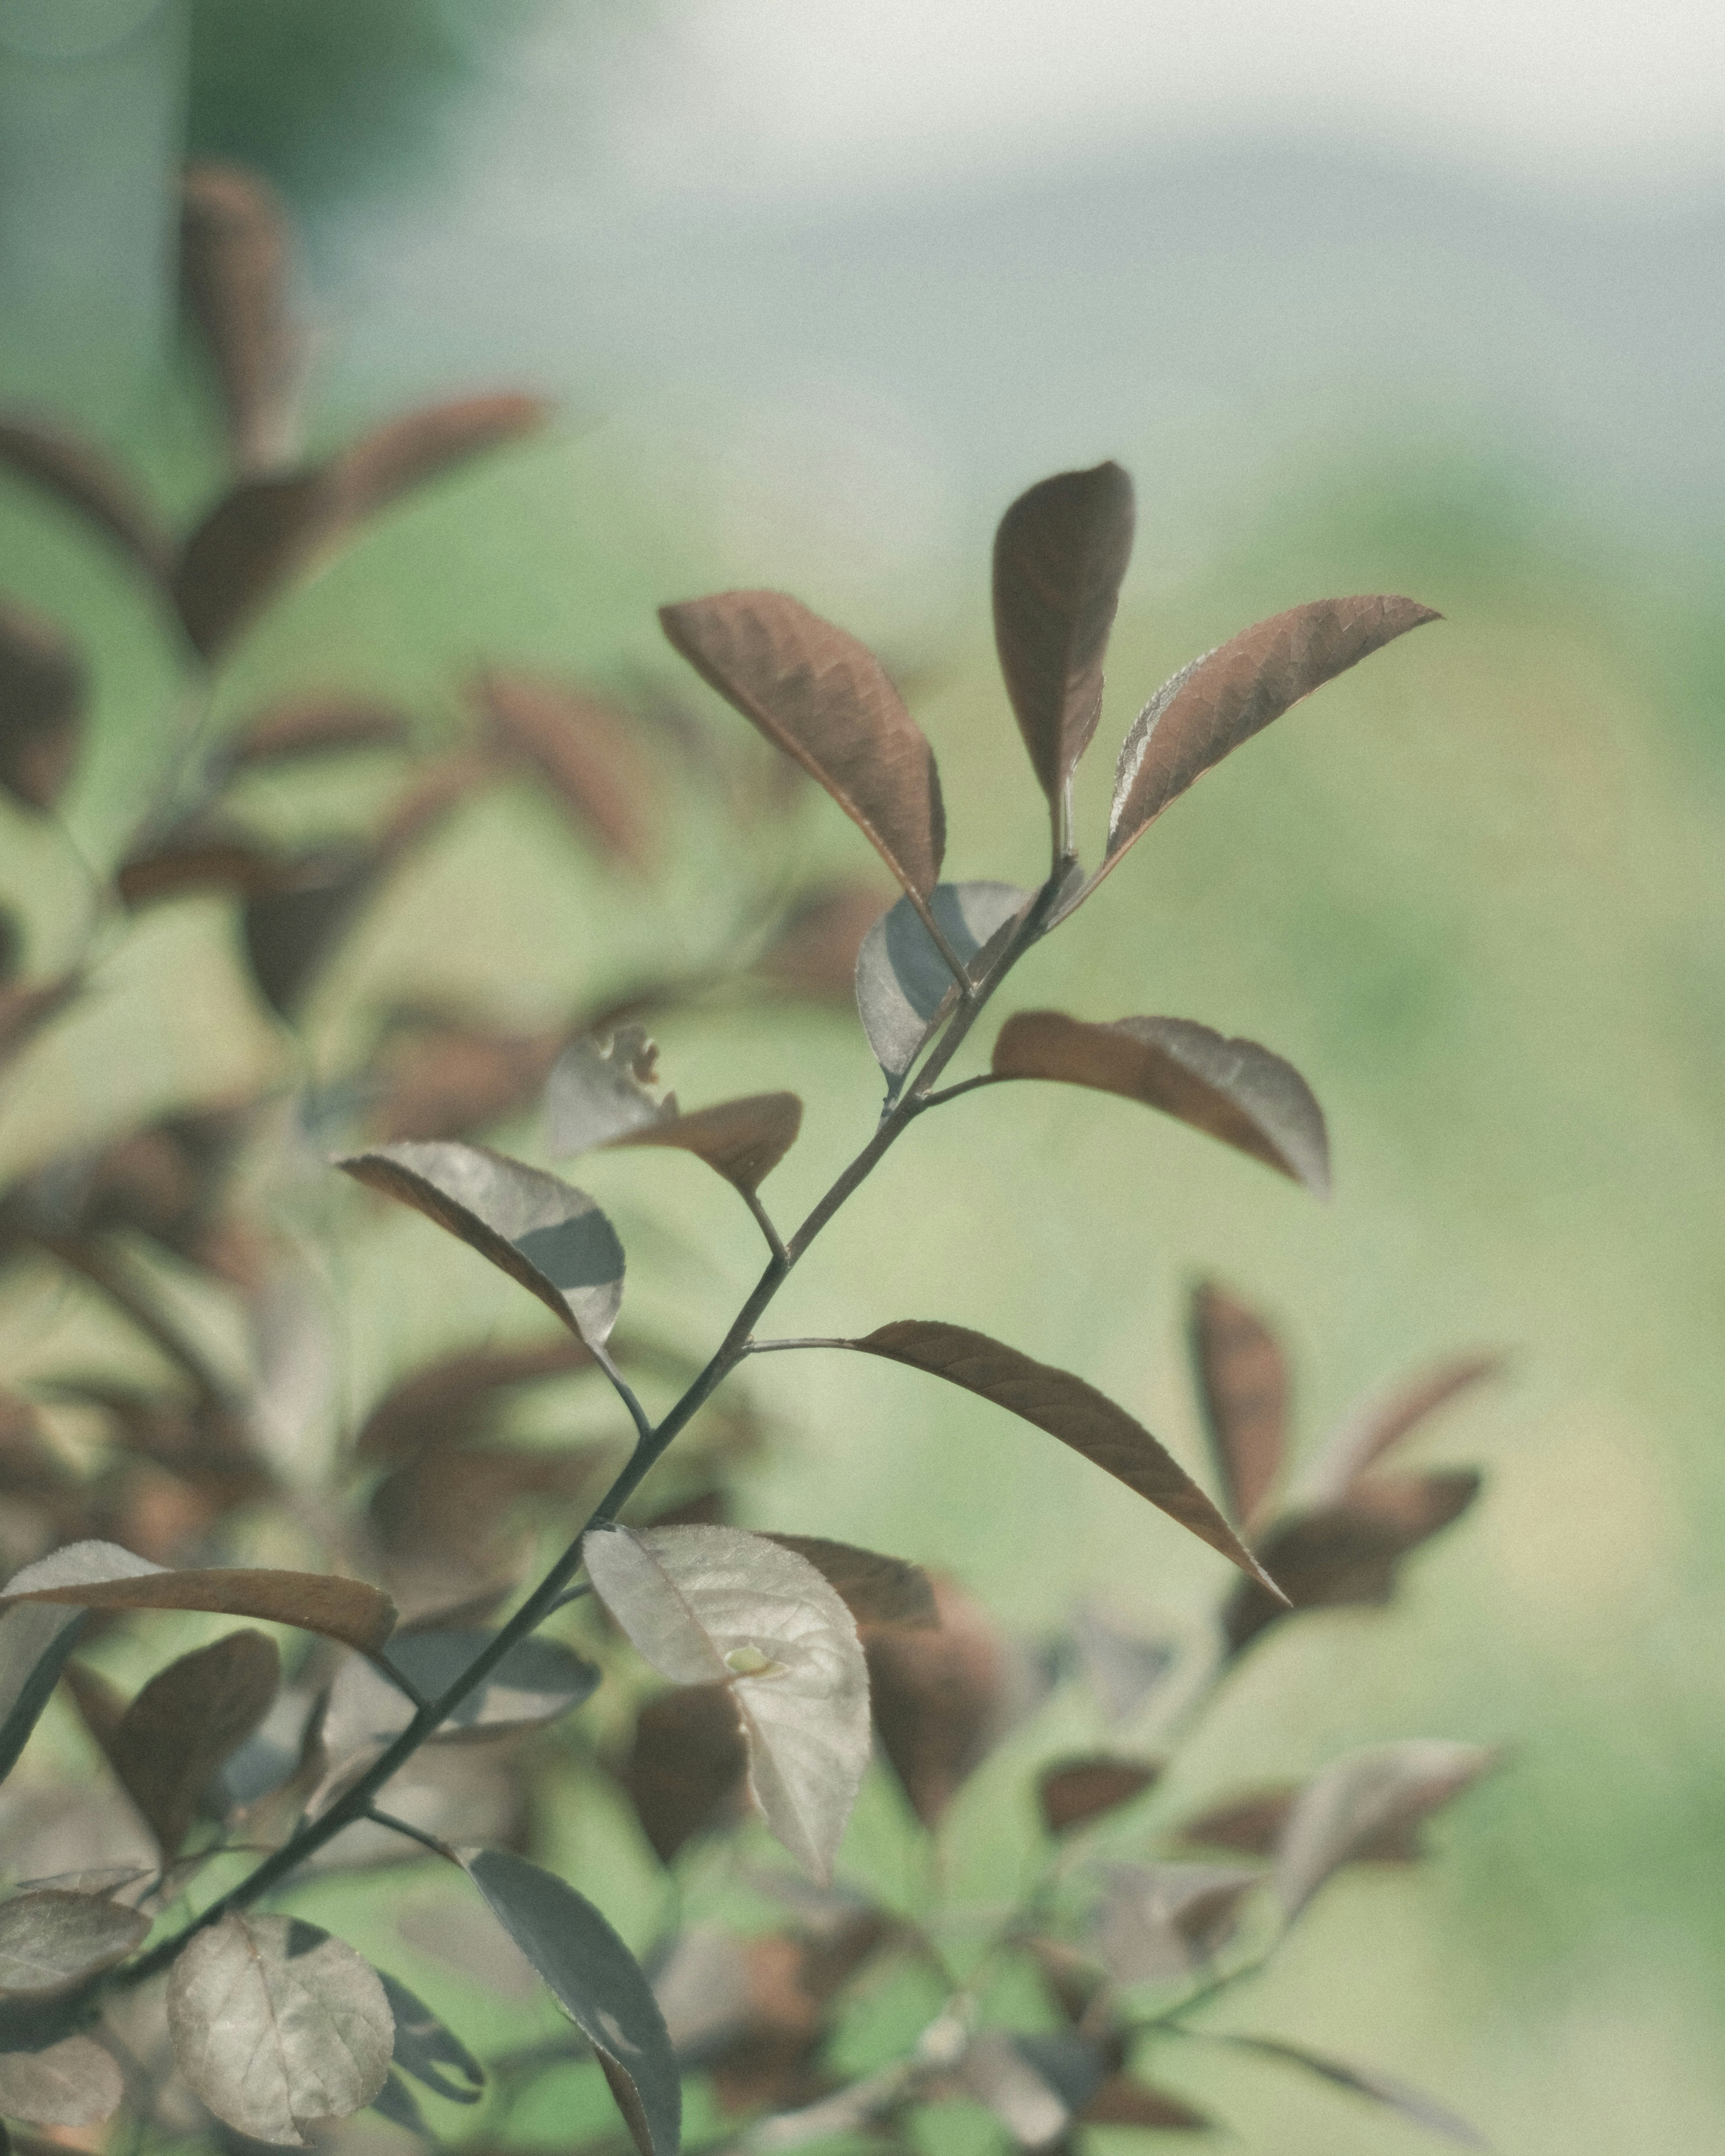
left=362, top=1807, right=457, bottom=1862
left=591, top=1342, right=654, bottom=1448
left=743, top=1187, right=788, bottom=1264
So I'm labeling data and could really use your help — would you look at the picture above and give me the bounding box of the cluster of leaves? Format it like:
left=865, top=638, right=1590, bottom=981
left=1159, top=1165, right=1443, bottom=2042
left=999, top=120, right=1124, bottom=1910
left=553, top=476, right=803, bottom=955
left=0, top=159, right=1500, bottom=2156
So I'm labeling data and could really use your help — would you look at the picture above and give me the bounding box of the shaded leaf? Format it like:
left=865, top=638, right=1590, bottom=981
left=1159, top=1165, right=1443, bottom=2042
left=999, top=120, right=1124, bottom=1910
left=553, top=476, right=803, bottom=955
left=857, top=882, right=1029, bottom=1088
left=168, top=1912, right=394, bottom=2145
left=375, top=1970, right=483, bottom=2105
left=106, top=1629, right=280, bottom=1855
left=0, top=1605, right=85, bottom=1784
left=622, top=1684, right=749, bottom=1865
left=369, top=1444, right=606, bottom=1574
left=339, top=1141, right=625, bottom=1349
left=475, top=670, right=656, bottom=869
left=243, top=848, right=377, bottom=1014
left=355, top=1339, right=596, bottom=1464
left=1172, top=1783, right=1425, bottom=1864
left=0, top=418, right=171, bottom=580
left=326, top=1630, right=597, bottom=1753
left=1213, top=2033, right=1487, bottom=2147
left=1079, top=2074, right=1210, bottom=2129
left=865, top=1576, right=1029, bottom=1829
left=850, top=1323, right=1282, bottom=1595
left=0, top=2035, right=123, bottom=2126
left=0, top=1539, right=396, bottom=1653
left=332, top=394, right=549, bottom=524
left=762, top=1536, right=937, bottom=1634
left=991, top=1011, right=1328, bottom=1195
left=1103, top=595, right=1440, bottom=872
left=1037, top=1755, right=1159, bottom=1835
left=0, top=1891, right=148, bottom=1995
left=0, top=598, right=83, bottom=812
left=545, top=1026, right=668, bottom=1154
left=1189, top=1281, right=1287, bottom=1526
left=0, top=979, right=78, bottom=1072
left=369, top=2068, right=427, bottom=2134
left=757, top=882, right=893, bottom=1001
left=463, top=1848, right=680, bottom=2156
left=180, top=163, right=300, bottom=473
left=1092, top=1861, right=1260, bottom=1984
left=991, top=462, right=1135, bottom=813
left=171, top=471, right=332, bottom=660
left=660, top=590, right=945, bottom=901
left=1306, top=1353, right=1505, bottom=1505
left=221, top=697, right=412, bottom=770
left=584, top=1524, right=870, bottom=1882
left=1275, top=1740, right=1495, bottom=1920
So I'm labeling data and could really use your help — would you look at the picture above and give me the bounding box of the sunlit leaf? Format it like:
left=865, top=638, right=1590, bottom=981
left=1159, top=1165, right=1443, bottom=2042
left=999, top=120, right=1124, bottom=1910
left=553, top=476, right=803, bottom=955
left=475, top=669, right=655, bottom=869
left=865, top=1576, right=1031, bottom=1829
left=660, top=589, right=946, bottom=902
left=332, top=394, right=549, bottom=524
left=1037, top=1755, right=1159, bottom=1835
left=1213, top=2033, right=1487, bottom=2146
left=463, top=1847, right=681, bottom=2156
left=584, top=1524, right=870, bottom=1881
left=761, top=1536, right=937, bottom=1633
left=850, top=1322, right=1283, bottom=1594
left=1275, top=1740, right=1495, bottom=1920
left=0, top=418, right=171, bottom=580
left=991, top=1011, right=1329, bottom=1194
left=0, top=1540, right=396, bottom=1653
left=0, top=597, right=83, bottom=812
left=0, top=2035, right=123, bottom=2126
left=375, top=1969, right=483, bottom=2106
left=180, top=163, right=300, bottom=473
left=1189, top=1281, right=1287, bottom=1526
left=325, top=1630, right=597, bottom=1754
left=622, top=1684, right=750, bottom=1865
left=1305, top=1353, right=1504, bottom=1505
left=171, top=470, right=333, bottom=659
left=167, top=1913, right=394, bottom=2145
left=856, top=882, right=1029, bottom=1088
left=339, top=1141, right=625, bottom=1349
left=991, top=461, right=1135, bottom=817
left=1092, top=1861, right=1261, bottom=1984
left=0, top=1890, right=148, bottom=1996
left=106, top=1629, right=280, bottom=1855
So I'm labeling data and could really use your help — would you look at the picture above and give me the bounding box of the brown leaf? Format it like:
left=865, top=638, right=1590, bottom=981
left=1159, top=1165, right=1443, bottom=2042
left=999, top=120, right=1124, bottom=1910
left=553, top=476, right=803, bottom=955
left=180, top=163, right=300, bottom=474
left=851, top=1322, right=1284, bottom=1596
left=355, top=1339, right=596, bottom=1464
left=622, top=1683, right=749, bottom=1863
left=761, top=1536, right=937, bottom=1633
left=369, top=1443, right=605, bottom=1567
left=865, top=1576, right=1025, bottom=1828
left=115, top=827, right=281, bottom=907
left=756, top=882, right=892, bottom=1000
left=243, top=848, right=376, bottom=1014
left=171, top=469, right=333, bottom=660
left=992, top=1011, right=1329, bottom=1195
left=1079, top=2075, right=1210, bottom=2130
left=0, top=597, right=84, bottom=812
left=1189, top=1281, right=1287, bottom=1526
left=474, top=671, right=657, bottom=869
left=1037, top=1755, right=1160, bottom=1835
left=1224, top=1471, right=1481, bottom=1655
left=0, top=2034, right=123, bottom=2126
left=1308, top=1353, right=1505, bottom=1504
left=0, top=418, right=171, bottom=581
left=332, top=393, right=550, bottom=522
left=605, top=1092, right=804, bottom=1196
left=991, top=462, right=1135, bottom=815
left=659, top=590, right=945, bottom=902
left=105, top=1629, right=279, bottom=1854
left=1171, top=1783, right=1425, bottom=1864
left=221, top=696, right=413, bottom=769
left=371, top=1013, right=567, bottom=1144
left=1104, top=596, right=1440, bottom=872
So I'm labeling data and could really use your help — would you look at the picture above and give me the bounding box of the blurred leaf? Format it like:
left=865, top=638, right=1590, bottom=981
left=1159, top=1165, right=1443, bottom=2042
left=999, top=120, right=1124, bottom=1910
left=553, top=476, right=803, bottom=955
left=368, top=2068, right=426, bottom=2134
left=660, top=590, right=946, bottom=903
left=221, top=696, right=413, bottom=770
left=1274, top=1740, right=1495, bottom=1920
left=375, top=1969, right=483, bottom=2105
left=756, top=882, right=893, bottom=1001
left=1212, top=2033, right=1487, bottom=2146
left=171, top=470, right=332, bottom=660
left=761, top=1536, right=937, bottom=1633
left=1092, top=1861, right=1260, bottom=1984
left=0, top=1890, right=148, bottom=1996
left=355, top=1339, right=595, bottom=1464
left=1070, top=1604, right=1177, bottom=1726
left=622, top=1684, right=749, bottom=1865
left=544, top=1027, right=668, bottom=1154
left=1037, top=1755, right=1159, bottom=1835
left=0, top=1606, right=86, bottom=1784
left=475, top=670, right=656, bottom=870
left=1189, top=1281, right=1287, bottom=1527
left=851, top=1323, right=1283, bottom=1595
left=0, top=980, right=79, bottom=1072
left=865, top=1576, right=1028, bottom=1829
left=991, top=462, right=1135, bottom=817
left=0, top=419, right=172, bottom=581
left=371, top=1011, right=566, bottom=1145
left=0, top=1538, right=396, bottom=1652
left=0, top=598, right=82, bottom=813
left=1172, top=1783, right=1425, bottom=1864
left=326, top=1630, right=597, bottom=1752
left=1306, top=1353, right=1505, bottom=1505
left=0, top=2035, right=123, bottom=2126
left=116, top=829, right=281, bottom=907
left=1079, top=2074, right=1210, bottom=2129
left=180, top=163, right=300, bottom=474
left=340, top=1141, right=625, bottom=1350
left=857, top=883, right=1029, bottom=1088
left=463, top=1848, right=681, bottom=2156
left=584, top=1524, right=870, bottom=1882
left=106, top=1629, right=280, bottom=1855
left=167, top=1912, right=394, bottom=2145
left=332, top=394, right=549, bottom=525
left=606, top=1093, right=805, bottom=1198
left=369, top=1443, right=606, bottom=1573
left=961, top=2027, right=1086, bottom=2147
left=243, top=847, right=377, bottom=1013
left=991, top=1012, right=1329, bottom=1195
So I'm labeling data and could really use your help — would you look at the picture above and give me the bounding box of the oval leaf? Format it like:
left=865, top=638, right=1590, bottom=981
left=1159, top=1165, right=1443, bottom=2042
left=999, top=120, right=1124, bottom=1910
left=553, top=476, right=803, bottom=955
left=865, top=1576, right=1033, bottom=1829
left=0, top=1541, right=396, bottom=1654
left=992, top=1011, right=1329, bottom=1194
left=584, top=1524, right=870, bottom=1882
left=991, top=461, right=1135, bottom=810
left=761, top=1535, right=937, bottom=1633
left=325, top=1631, right=598, bottom=1754
left=1214, top=2034, right=1487, bottom=2147
left=1189, top=1281, right=1288, bottom=1525
left=1105, top=596, right=1440, bottom=869
left=0, top=418, right=171, bottom=580
left=168, top=1913, right=394, bottom=2145
left=856, top=881, right=1029, bottom=1087
left=622, top=1684, right=750, bottom=1864
left=171, top=471, right=332, bottom=660
left=0, top=2034, right=124, bottom=2126
left=1274, top=1739, right=1495, bottom=1921
left=180, top=163, right=300, bottom=473
left=333, top=394, right=549, bottom=524
left=1306, top=1352, right=1504, bottom=1506
left=849, top=1323, right=1283, bottom=1597
left=0, top=1891, right=149, bottom=1996
left=659, top=590, right=945, bottom=902
left=463, top=1847, right=680, bottom=2156
left=604, top=1094, right=805, bottom=1197
left=107, top=1630, right=280, bottom=1855
left=1037, top=1755, right=1160, bottom=1836
left=338, top=1141, right=625, bottom=1349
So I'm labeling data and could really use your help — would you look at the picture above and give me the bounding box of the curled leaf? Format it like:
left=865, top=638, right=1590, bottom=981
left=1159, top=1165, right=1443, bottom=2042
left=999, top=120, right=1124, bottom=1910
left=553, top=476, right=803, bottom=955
left=105, top=1629, right=280, bottom=1855
left=856, top=881, right=1029, bottom=1088
left=180, top=162, right=300, bottom=473
left=0, top=1890, right=149, bottom=1996
left=0, top=597, right=84, bottom=812
left=1189, top=1281, right=1287, bottom=1525
left=1037, top=1755, right=1159, bottom=1835
left=1275, top=1739, right=1496, bottom=1920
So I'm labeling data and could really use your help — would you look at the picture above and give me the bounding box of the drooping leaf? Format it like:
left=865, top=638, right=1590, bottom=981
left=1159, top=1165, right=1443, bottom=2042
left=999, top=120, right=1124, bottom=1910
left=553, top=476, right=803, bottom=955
left=1305, top=1353, right=1505, bottom=1505
left=1274, top=1740, right=1495, bottom=1920
left=221, top=697, right=413, bottom=770
left=339, top=1141, right=625, bottom=1350
left=659, top=590, right=945, bottom=903
left=865, top=1576, right=1030, bottom=1829
left=856, top=883, right=1029, bottom=1088
left=0, top=418, right=171, bottom=580
left=0, top=1540, right=396, bottom=1653
left=584, top=1524, right=871, bottom=1882
left=0, top=598, right=84, bottom=812
left=106, top=1629, right=280, bottom=1855
left=1223, top=1472, right=1481, bottom=1655
left=622, top=1684, right=750, bottom=1865
left=463, top=1848, right=681, bottom=2156
left=991, top=462, right=1135, bottom=816
left=1092, top=1861, right=1261, bottom=1985
left=1189, top=1281, right=1288, bottom=1526
left=0, top=1605, right=86, bottom=1784
left=374, top=1970, right=483, bottom=2106
left=332, top=394, right=549, bottom=525
left=180, top=163, right=300, bottom=473
left=0, top=1890, right=149, bottom=1995
left=474, top=670, right=656, bottom=869
left=171, top=471, right=332, bottom=660
left=167, top=1912, right=395, bottom=2145
left=325, top=1631, right=597, bottom=1754
left=1212, top=2033, right=1487, bottom=2147
left=849, top=1323, right=1283, bottom=1595
left=0, top=2035, right=124, bottom=2126
left=1037, top=1755, right=1159, bottom=1836
left=761, top=1537, right=937, bottom=1633
left=355, top=1339, right=595, bottom=1464
left=991, top=1012, right=1329, bottom=1195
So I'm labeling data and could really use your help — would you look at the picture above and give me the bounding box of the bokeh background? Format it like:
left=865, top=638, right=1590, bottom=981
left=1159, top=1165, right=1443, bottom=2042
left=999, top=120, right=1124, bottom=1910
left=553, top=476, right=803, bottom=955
left=3, top=3, right=1724, bottom=2149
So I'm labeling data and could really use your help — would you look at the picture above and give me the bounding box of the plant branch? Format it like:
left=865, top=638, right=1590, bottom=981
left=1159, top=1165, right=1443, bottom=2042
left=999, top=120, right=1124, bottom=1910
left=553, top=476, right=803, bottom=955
left=591, top=1342, right=654, bottom=1448
left=914, top=1073, right=1006, bottom=1111
left=362, top=1807, right=456, bottom=1862
left=743, top=1186, right=788, bottom=1264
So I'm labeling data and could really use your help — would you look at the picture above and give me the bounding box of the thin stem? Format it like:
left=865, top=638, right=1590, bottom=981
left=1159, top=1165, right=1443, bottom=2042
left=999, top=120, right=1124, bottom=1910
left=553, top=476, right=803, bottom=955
left=369, top=1655, right=429, bottom=1711
left=914, top=1072, right=1006, bottom=1111
left=741, top=1337, right=850, bottom=1356
left=742, top=1187, right=788, bottom=1265
left=591, top=1343, right=654, bottom=1449
left=362, top=1807, right=457, bottom=1863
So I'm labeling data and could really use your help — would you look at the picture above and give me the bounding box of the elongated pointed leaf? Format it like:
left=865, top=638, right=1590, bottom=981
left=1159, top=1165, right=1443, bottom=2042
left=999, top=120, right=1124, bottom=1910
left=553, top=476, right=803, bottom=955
left=1104, top=596, right=1439, bottom=870
left=172, top=471, right=333, bottom=659
left=584, top=1524, right=870, bottom=1882
left=761, top=1536, right=937, bottom=1633
left=622, top=1683, right=750, bottom=1864
left=992, top=1012, right=1328, bottom=1194
left=1306, top=1353, right=1504, bottom=1505
left=222, top=697, right=412, bottom=770
left=1190, top=1282, right=1287, bottom=1525
left=1173, top=1783, right=1426, bottom=1864
left=1214, top=2034, right=1487, bottom=2147
left=107, top=1629, right=280, bottom=1855
left=0, top=597, right=84, bottom=813
left=1093, top=1861, right=1261, bottom=1984
left=1, top=1541, right=396, bottom=1653
left=1080, top=2074, right=1211, bottom=2129
left=463, top=1847, right=680, bottom=2156
left=1275, top=1740, right=1495, bottom=1920
left=181, top=163, right=300, bottom=473
left=475, top=670, right=655, bottom=869
left=333, top=394, right=549, bottom=524
left=1038, top=1755, right=1159, bottom=1835
left=0, top=1605, right=85, bottom=1784
left=0, top=2035, right=123, bottom=2126
left=992, top=462, right=1135, bottom=810
left=659, top=590, right=945, bottom=902
left=339, top=1141, right=625, bottom=1349
left=0, top=1891, right=149, bottom=1996
left=849, top=1323, right=1283, bottom=1596
left=168, top=1913, right=394, bottom=2145
left=375, top=1970, right=483, bottom=2105
left=856, top=881, right=1029, bottom=1087
left=0, top=419, right=171, bottom=580
left=326, top=1631, right=597, bottom=1754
